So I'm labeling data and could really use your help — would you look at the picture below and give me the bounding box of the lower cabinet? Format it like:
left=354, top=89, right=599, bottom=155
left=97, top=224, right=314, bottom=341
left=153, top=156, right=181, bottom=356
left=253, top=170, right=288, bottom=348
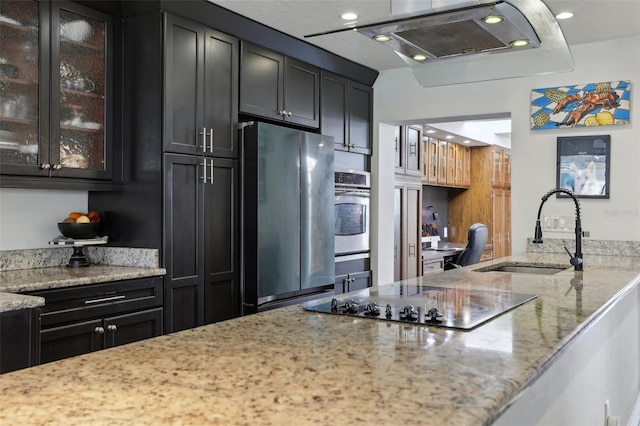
left=335, top=257, right=372, bottom=294
left=0, top=308, right=40, bottom=373
left=422, top=258, right=444, bottom=275
left=394, top=179, right=422, bottom=280
left=28, top=277, right=163, bottom=365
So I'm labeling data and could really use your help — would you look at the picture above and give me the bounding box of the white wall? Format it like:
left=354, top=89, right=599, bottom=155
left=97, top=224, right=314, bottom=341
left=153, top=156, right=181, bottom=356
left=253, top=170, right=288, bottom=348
left=0, top=188, right=87, bottom=250
left=372, top=36, right=639, bottom=282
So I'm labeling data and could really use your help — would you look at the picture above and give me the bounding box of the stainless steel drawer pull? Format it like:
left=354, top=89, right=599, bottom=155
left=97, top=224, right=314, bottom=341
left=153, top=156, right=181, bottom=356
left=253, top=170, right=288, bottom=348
left=84, top=295, right=126, bottom=305
left=106, top=324, right=117, bottom=332
left=94, top=326, right=105, bottom=334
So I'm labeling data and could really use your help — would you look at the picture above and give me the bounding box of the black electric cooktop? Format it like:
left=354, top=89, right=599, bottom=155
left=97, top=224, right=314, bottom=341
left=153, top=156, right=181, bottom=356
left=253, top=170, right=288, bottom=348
left=303, top=283, right=537, bottom=330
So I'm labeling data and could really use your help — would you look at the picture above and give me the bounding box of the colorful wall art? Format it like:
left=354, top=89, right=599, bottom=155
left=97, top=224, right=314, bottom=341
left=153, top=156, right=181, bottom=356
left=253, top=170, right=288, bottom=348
left=531, top=81, right=630, bottom=129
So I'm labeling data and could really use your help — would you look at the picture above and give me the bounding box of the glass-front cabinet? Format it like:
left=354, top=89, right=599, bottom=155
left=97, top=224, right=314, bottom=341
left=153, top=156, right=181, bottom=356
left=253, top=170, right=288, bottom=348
left=0, top=0, right=112, bottom=182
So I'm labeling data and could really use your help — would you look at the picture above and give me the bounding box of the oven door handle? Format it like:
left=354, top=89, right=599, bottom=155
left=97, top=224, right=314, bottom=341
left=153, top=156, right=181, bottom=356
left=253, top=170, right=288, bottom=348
left=335, top=189, right=370, bottom=196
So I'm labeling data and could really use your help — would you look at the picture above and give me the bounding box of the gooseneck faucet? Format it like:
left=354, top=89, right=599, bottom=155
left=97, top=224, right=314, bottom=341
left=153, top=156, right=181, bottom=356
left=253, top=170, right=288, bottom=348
left=533, top=188, right=583, bottom=271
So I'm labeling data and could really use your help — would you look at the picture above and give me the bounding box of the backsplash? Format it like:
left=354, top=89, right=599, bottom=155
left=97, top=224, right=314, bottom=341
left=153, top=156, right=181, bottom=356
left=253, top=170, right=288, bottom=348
left=527, top=238, right=640, bottom=257
left=0, top=247, right=159, bottom=271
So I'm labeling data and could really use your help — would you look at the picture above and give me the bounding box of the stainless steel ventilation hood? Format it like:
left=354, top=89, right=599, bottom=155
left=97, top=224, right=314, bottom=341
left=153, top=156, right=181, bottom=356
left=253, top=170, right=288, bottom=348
left=306, top=0, right=574, bottom=87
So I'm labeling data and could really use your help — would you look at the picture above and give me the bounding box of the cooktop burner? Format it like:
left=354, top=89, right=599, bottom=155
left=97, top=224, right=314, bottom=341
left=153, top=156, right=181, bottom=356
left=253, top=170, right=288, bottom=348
left=303, top=284, right=537, bottom=330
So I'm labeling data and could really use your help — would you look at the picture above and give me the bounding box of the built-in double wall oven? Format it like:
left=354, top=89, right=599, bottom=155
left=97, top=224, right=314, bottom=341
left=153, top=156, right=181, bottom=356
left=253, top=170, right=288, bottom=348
left=334, top=168, right=370, bottom=257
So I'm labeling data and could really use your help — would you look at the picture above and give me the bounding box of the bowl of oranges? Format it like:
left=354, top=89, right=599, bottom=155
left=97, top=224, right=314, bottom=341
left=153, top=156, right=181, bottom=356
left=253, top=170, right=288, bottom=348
left=58, top=211, right=101, bottom=239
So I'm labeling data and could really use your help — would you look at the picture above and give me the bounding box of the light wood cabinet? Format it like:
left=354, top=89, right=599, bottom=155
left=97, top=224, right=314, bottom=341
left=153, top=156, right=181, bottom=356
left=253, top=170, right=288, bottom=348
left=449, top=145, right=511, bottom=260
left=422, top=136, right=470, bottom=189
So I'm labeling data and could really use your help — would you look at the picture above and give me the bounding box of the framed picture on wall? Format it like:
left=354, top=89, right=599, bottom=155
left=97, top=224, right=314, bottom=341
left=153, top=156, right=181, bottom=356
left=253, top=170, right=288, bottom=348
left=556, top=135, right=610, bottom=199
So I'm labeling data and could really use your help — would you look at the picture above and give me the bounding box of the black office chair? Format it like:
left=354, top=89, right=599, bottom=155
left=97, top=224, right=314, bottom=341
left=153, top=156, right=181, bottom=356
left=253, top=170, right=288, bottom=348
left=446, top=223, right=488, bottom=269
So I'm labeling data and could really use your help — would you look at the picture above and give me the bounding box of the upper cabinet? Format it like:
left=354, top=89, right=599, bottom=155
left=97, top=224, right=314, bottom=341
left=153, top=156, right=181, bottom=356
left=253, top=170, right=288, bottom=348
left=0, top=0, right=114, bottom=182
left=164, top=14, right=238, bottom=158
left=320, top=71, right=372, bottom=155
left=395, top=125, right=422, bottom=177
left=422, top=136, right=470, bottom=189
left=240, top=42, right=319, bottom=128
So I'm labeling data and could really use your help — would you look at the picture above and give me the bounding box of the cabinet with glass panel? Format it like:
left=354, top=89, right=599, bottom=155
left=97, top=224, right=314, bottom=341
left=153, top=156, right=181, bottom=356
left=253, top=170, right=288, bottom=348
left=0, top=0, right=113, bottom=183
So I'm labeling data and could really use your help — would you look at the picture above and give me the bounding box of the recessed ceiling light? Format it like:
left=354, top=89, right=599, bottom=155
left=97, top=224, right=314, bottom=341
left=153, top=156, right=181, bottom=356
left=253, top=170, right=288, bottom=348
left=412, top=54, right=427, bottom=62
left=341, top=12, right=358, bottom=21
left=426, top=129, right=436, bottom=134
left=483, top=15, right=504, bottom=24
left=556, top=12, right=574, bottom=20
left=373, top=34, right=392, bottom=42
left=463, top=140, right=471, bottom=144
left=511, top=39, right=530, bottom=47
left=445, top=135, right=454, bottom=139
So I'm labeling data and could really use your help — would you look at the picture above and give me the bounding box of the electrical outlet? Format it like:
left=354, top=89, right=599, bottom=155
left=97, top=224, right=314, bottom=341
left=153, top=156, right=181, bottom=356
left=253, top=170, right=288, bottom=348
left=542, top=215, right=574, bottom=232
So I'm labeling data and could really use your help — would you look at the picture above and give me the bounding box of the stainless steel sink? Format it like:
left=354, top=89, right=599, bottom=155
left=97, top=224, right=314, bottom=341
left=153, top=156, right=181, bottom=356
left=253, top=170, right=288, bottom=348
left=476, top=264, right=568, bottom=275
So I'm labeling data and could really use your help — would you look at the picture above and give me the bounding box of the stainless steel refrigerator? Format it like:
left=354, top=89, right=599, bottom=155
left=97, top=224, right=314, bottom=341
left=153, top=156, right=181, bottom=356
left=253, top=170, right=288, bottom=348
left=241, top=122, right=335, bottom=313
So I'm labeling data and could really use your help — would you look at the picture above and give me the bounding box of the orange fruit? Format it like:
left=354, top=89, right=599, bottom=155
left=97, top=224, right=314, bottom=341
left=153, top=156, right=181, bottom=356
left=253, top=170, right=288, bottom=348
left=68, top=212, right=83, bottom=220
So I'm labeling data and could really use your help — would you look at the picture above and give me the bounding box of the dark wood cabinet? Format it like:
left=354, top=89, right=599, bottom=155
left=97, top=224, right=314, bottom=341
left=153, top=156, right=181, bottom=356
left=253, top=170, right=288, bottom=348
left=240, top=42, right=320, bottom=128
left=164, top=14, right=238, bottom=158
left=335, top=257, right=372, bottom=294
left=320, top=71, right=372, bottom=155
left=90, top=11, right=241, bottom=334
left=0, top=308, right=40, bottom=373
left=396, top=125, right=422, bottom=176
left=29, top=277, right=163, bottom=365
left=0, top=0, right=117, bottom=185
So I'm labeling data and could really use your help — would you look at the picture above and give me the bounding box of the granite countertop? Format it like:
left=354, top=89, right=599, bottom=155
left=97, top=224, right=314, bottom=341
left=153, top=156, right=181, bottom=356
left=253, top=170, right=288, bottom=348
left=0, top=252, right=638, bottom=425
left=0, top=247, right=166, bottom=313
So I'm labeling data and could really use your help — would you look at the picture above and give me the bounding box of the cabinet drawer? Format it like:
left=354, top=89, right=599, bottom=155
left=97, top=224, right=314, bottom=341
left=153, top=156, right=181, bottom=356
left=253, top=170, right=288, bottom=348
left=30, top=277, right=163, bottom=328
left=480, top=248, right=493, bottom=262
left=422, top=259, right=444, bottom=275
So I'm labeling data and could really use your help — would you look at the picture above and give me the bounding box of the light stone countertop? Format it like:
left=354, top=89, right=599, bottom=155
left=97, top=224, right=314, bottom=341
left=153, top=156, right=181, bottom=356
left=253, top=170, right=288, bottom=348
left=0, top=247, right=165, bottom=313
left=0, top=252, right=638, bottom=425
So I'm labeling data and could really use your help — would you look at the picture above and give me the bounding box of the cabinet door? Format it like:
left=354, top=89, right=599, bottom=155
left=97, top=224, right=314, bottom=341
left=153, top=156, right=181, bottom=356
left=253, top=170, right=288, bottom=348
left=50, top=2, right=113, bottom=179
left=40, top=318, right=105, bottom=364
left=404, top=125, right=422, bottom=176
left=393, top=186, right=403, bottom=281
left=348, top=80, right=372, bottom=155
left=283, top=57, right=319, bottom=128
left=164, top=14, right=204, bottom=155
left=492, top=147, right=503, bottom=187
left=503, top=149, right=511, bottom=187
left=163, top=153, right=205, bottom=333
left=394, top=126, right=403, bottom=172
left=346, top=270, right=371, bottom=293
left=492, top=189, right=504, bottom=259
left=204, top=158, right=240, bottom=324
left=503, top=189, right=511, bottom=256
left=104, top=308, right=163, bottom=348
left=406, top=186, right=421, bottom=279
left=446, top=142, right=456, bottom=186
left=426, top=137, right=438, bottom=184
left=239, top=42, right=283, bottom=121
left=0, top=0, right=48, bottom=177
left=320, top=71, right=348, bottom=151
left=437, top=139, right=447, bottom=184
left=203, top=29, right=239, bottom=158
left=462, top=145, right=471, bottom=186
left=0, top=309, right=40, bottom=373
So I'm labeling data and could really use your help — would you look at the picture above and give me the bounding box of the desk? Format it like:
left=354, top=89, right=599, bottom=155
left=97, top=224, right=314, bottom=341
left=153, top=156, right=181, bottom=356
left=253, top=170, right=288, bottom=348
left=421, top=243, right=465, bottom=274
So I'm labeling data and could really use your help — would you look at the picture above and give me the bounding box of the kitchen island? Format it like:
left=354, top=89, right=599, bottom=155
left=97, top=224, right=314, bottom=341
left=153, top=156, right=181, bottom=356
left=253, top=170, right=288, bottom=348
left=0, top=252, right=638, bottom=425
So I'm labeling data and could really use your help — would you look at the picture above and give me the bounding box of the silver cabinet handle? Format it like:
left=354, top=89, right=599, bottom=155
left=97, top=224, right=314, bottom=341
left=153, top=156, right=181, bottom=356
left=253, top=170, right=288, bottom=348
left=106, top=324, right=117, bottom=332
left=40, top=163, right=51, bottom=170
left=209, top=158, right=214, bottom=185
left=52, top=164, right=62, bottom=170
left=85, top=295, right=126, bottom=305
left=287, top=111, right=292, bottom=117
left=408, top=243, right=416, bottom=257
left=199, top=127, right=207, bottom=152
left=209, top=128, right=214, bottom=153
left=94, top=326, right=105, bottom=334
left=201, top=158, right=208, bottom=183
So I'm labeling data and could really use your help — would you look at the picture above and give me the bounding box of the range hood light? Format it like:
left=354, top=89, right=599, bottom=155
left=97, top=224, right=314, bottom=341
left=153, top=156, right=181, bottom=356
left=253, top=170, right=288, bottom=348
left=373, top=34, right=392, bottom=42
left=412, top=54, right=427, bottom=62
left=483, top=15, right=504, bottom=24
left=511, top=39, right=530, bottom=47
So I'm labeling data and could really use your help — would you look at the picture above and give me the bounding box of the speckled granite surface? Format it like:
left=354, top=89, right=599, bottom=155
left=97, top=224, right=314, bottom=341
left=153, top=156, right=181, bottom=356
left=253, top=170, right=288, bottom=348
left=0, top=247, right=160, bottom=271
left=0, top=252, right=638, bottom=425
left=527, top=237, right=640, bottom=256
left=0, top=248, right=165, bottom=313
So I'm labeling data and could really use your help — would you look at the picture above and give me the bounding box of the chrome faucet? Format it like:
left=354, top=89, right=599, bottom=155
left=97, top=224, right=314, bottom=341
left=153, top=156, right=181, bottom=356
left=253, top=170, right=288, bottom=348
left=533, top=188, right=583, bottom=271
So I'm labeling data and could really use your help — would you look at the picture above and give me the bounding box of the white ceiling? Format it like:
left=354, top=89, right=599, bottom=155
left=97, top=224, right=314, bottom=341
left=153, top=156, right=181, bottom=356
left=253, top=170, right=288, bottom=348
left=208, top=0, right=639, bottom=144
left=209, top=0, right=640, bottom=72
